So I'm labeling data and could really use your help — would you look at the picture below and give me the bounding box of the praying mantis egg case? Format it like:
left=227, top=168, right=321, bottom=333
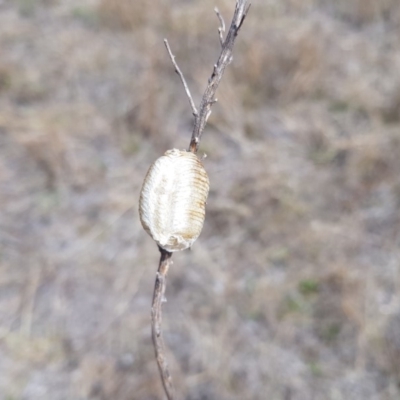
left=139, top=149, right=210, bottom=252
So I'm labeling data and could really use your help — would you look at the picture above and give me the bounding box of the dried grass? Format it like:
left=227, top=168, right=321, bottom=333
left=0, top=0, right=400, bottom=399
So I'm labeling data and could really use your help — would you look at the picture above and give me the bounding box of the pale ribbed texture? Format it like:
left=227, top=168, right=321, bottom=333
left=139, top=149, right=210, bottom=252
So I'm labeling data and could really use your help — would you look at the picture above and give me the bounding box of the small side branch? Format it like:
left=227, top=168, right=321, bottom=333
left=215, top=7, right=226, bottom=46
left=164, top=39, right=198, bottom=117
left=188, top=0, right=250, bottom=153
left=151, top=247, right=175, bottom=400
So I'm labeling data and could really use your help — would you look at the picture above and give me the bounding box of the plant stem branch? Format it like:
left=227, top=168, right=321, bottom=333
left=153, top=2, right=250, bottom=399
left=189, top=0, right=250, bottom=153
left=164, top=39, right=198, bottom=117
left=215, top=7, right=226, bottom=46
left=151, top=247, right=175, bottom=400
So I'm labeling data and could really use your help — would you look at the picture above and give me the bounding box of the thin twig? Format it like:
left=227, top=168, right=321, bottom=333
left=153, top=2, right=250, bottom=399
left=189, top=0, right=250, bottom=153
left=214, top=7, right=226, bottom=46
left=151, top=247, right=175, bottom=400
left=164, top=39, right=198, bottom=117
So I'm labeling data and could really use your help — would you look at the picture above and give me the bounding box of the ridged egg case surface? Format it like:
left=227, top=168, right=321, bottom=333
left=139, top=149, right=210, bottom=252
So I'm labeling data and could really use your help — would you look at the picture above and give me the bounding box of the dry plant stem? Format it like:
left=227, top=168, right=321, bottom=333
left=151, top=247, right=175, bottom=400
left=163, top=0, right=250, bottom=154
left=152, top=2, right=250, bottom=399
left=189, top=0, right=250, bottom=153
left=215, top=7, right=226, bottom=46
left=164, top=39, right=198, bottom=117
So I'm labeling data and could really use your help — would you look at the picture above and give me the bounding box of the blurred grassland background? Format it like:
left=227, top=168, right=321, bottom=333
left=1, top=0, right=400, bottom=399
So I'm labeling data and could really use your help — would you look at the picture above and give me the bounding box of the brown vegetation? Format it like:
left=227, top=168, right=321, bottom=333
left=0, top=0, right=400, bottom=399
